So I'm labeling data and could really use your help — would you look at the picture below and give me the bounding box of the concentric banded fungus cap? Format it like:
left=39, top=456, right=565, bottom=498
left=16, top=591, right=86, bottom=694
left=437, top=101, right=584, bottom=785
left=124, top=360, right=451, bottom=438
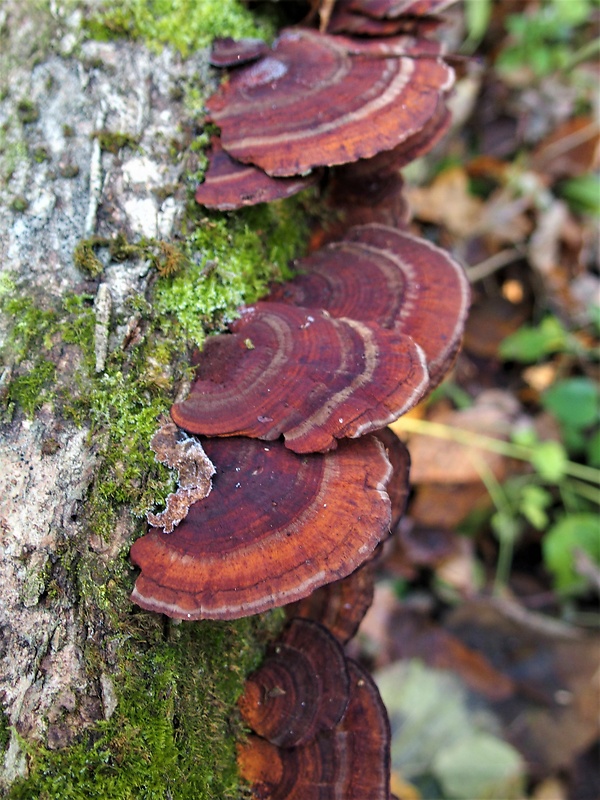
left=327, top=96, right=450, bottom=194
left=268, top=225, right=470, bottom=388
left=285, top=560, right=376, bottom=644
left=130, top=435, right=392, bottom=620
left=206, top=28, right=454, bottom=177
left=237, top=660, right=392, bottom=799
left=328, top=0, right=458, bottom=36
left=195, top=137, right=318, bottom=210
left=238, top=618, right=350, bottom=747
left=170, top=301, right=430, bottom=454
left=374, top=427, right=411, bottom=527
left=209, top=37, right=269, bottom=67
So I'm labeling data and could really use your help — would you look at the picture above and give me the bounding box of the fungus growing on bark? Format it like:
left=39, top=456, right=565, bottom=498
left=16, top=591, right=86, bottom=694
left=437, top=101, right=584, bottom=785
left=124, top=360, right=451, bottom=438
left=205, top=28, right=454, bottom=177
left=238, top=618, right=350, bottom=747
left=195, top=136, right=319, bottom=211
left=130, top=434, right=392, bottom=620
left=146, top=421, right=215, bottom=533
left=170, top=301, right=430, bottom=453
left=238, top=659, right=391, bottom=800
left=268, top=224, right=470, bottom=387
left=285, top=560, right=376, bottom=644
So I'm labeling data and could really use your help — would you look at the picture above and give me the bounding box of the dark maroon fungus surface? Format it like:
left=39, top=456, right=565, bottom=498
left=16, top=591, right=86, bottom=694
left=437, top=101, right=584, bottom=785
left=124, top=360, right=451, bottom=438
left=195, top=136, right=319, bottom=210
left=130, top=435, right=392, bottom=620
left=170, top=301, right=430, bottom=453
left=206, top=28, right=454, bottom=177
left=268, top=225, right=470, bottom=388
left=238, top=618, right=350, bottom=747
left=237, top=659, right=392, bottom=800
left=285, top=559, right=376, bottom=644
left=209, top=36, right=269, bottom=67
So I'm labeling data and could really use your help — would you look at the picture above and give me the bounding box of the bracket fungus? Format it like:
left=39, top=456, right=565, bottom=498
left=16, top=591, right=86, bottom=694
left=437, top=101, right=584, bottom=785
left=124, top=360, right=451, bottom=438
left=238, top=659, right=392, bottom=800
left=285, top=559, right=376, bottom=644
left=238, top=618, right=350, bottom=747
left=209, top=36, right=269, bottom=68
left=170, top=301, right=430, bottom=453
left=195, top=136, right=319, bottom=211
left=205, top=28, right=454, bottom=177
left=268, top=224, right=470, bottom=388
left=375, top=426, right=411, bottom=527
left=130, top=434, right=392, bottom=620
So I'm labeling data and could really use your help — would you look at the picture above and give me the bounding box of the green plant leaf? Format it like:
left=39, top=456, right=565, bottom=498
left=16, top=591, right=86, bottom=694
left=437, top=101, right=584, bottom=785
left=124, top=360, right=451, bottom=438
left=433, top=732, right=525, bottom=800
left=530, top=440, right=569, bottom=482
left=543, top=513, right=600, bottom=592
left=558, top=173, right=600, bottom=216
left=586, top=428, right=600, bottom=468
left=519, top=485, right=552, bottom=529
left=499, top=316, right=569, bottom=362
left=463, top=0, right=491, bottom=47
left=542, top=377, right=600, bottom=430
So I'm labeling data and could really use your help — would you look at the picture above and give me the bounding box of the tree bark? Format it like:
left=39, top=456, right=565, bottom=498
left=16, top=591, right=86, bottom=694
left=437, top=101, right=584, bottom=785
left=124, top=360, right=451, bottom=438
left=0, top=5, right=258, bottom=796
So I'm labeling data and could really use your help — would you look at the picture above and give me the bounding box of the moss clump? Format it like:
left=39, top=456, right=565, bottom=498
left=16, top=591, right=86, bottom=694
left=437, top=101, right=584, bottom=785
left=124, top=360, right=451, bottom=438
left=73, top=240, right=105, bottom=277
left=154, top=195, right=312, bottom=346
left=9, top=611, right=285, bottom=800
left=94, top=130, right=141, bottom=155
left=16, top=98, right=39, bottom=124
left=84, top=0, right=277, bottom=55
left=9, top=195, right=29, bottom=212
left=8, top=360, right=57, bottom=417
left=0, top=710, right=9, bottom=753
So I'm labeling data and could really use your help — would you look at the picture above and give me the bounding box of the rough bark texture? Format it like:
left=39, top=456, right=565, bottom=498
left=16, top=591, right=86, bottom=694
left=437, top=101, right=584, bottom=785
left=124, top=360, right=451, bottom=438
left=0, top=4, right=266, bottom=796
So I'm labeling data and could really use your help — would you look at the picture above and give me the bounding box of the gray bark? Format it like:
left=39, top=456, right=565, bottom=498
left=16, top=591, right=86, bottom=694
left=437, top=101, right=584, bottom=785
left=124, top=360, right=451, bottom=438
left=0, top=4, right=214, bottom=789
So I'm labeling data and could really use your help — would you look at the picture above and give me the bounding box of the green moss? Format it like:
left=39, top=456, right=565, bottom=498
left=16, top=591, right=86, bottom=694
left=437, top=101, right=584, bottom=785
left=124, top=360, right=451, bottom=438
left=9, top=195, right=29, bottom=212
left=154, top=195, right=312, bottom=346
left=84, top=0, right=276, bottom=55
left=73, top=240, right=105, bottom=277
left=9, top=610, right=285, bottom=800
left=0, top=710, right=9, bottom=753
left=16, top=98, right=39, bottom=124
left=94, top=130, right=141, bottom=155
left=8, top=360, right=57, bottom=417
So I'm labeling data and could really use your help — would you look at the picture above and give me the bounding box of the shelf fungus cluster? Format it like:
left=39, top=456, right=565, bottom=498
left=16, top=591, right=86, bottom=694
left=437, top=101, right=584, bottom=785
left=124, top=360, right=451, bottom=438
left=237, top=618, right=392, bottom=799
left=131, top=221, right=468, bottom=620
left=129, top=2, right=468, bottom=796
left=195, top=0, right=457, bottom=211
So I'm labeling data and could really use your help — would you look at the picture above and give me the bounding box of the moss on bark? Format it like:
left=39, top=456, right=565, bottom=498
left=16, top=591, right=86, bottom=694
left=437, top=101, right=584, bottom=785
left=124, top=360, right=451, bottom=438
left=0, top=1, right=313, bottom=796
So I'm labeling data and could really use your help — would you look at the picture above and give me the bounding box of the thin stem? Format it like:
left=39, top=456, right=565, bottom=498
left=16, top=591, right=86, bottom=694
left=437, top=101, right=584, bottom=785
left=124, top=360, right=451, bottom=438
left=391, top=417, right=600, bottom=486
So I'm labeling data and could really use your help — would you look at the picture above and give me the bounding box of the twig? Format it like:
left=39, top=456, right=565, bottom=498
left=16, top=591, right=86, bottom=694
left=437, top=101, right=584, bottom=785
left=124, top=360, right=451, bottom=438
left=466, top=247, right=525, bottom=283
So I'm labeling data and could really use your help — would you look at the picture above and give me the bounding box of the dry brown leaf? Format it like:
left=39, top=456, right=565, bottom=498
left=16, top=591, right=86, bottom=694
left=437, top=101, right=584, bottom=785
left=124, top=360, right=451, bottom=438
left=395, top=389, right=520, bottom=485
left=531, top=116, right=600, bottom=180
left=406, top=165, right=483, bottom=237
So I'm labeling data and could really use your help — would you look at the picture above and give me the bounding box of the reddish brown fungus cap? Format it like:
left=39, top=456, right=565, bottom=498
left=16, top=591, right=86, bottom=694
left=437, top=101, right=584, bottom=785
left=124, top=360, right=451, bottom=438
left=374, top=427, right=411, bottom=528
left=268, top=225, right=470, bottom=388
left=237, top=660, right=391, bottom=799
left=194, top=137, right=318, bottom=211
left=209, top=36, right=269, bottom=67
left=130, top=435, right=392, bottom=620
left=170, top=301, right=430, bottom=453
left=238, top=618, right=350, bottom=747
left=285, top=560, right=376, bottom=644
left=206, top=28, right=454, bottom=177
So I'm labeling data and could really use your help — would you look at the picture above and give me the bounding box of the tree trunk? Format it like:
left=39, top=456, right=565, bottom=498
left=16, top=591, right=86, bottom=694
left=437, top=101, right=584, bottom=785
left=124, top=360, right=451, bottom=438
left=0, top=4, right=281, bottom=797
